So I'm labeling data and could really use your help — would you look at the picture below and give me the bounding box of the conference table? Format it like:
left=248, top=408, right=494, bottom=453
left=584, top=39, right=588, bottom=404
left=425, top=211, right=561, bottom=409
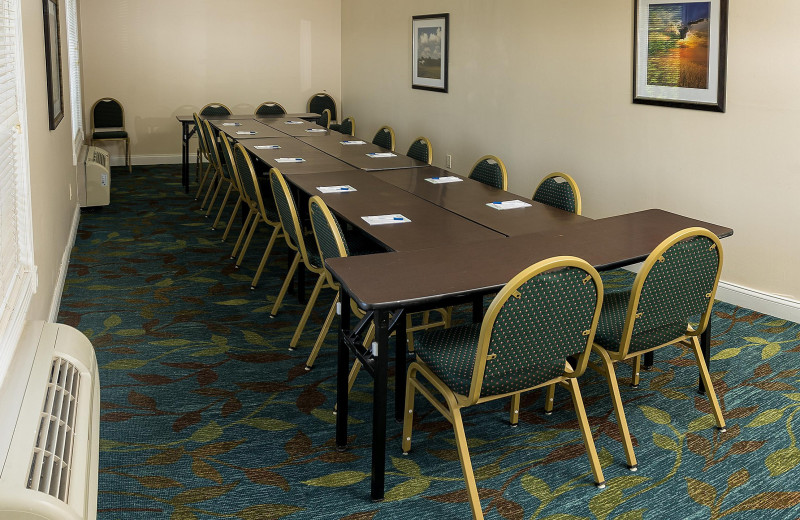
left=189, top=113, right=734, bottom=503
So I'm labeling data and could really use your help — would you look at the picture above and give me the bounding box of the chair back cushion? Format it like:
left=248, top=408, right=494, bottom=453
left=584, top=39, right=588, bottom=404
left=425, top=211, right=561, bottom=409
left=407, top=138, right=431, bottom=164
left=338, top=117, right=355, bottom=136
left=317, top=109, right=331, bottom=129
left=218, top=135, right=238, bottom=186
left=270, top=170, right=318, bottom=267
left=308, top=93, right=337, bottom=121
left=256, top=102, right=286, bottom=115
left=310, top=197, right=349, bottom=261
left=202, top=120, right=221, bottom=170
left=93, top=99, right=123, bottom=129
left=372, top=127, right=394, bottom=151
left=469, top=156, right=506, bottom=190
left=533, top=175, right=578, bottom=213
left=200, top=103, right=231, bottom=116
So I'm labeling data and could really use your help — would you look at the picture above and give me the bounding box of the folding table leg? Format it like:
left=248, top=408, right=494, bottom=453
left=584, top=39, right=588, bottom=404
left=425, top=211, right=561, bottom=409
left=336, top=288, right=351, bottom=450
left=394, top=310, right=407, bottom=423
left=371, top=309, right=390, bottom=501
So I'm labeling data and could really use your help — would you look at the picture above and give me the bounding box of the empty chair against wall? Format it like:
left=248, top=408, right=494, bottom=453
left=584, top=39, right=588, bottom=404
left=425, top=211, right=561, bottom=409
left=406, top=136, right=433, bottom=165
left=255, top=101, right=287, bottom=116
left=468, top=155, right=507, bottom=190
left=371, top=126, right=395, bottom=151
left=307, top=92, right=337, bottom=122
left=331, top=116, right=355, bottom=136
left=90, top=97, right=131, bottom=172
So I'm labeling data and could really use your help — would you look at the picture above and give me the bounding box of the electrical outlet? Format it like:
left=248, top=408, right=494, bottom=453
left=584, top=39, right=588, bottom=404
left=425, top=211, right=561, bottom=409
left=446, top=155, right=452, bottom=169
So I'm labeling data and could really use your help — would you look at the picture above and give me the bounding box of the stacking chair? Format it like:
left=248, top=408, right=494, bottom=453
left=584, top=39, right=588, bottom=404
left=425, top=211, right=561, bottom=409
left=331, top=116, right=355, bottom=136
left=372, top=126, right=395, bottom=151
left=192, top=113, right=211, bottom=194
left=198, top=120, right=227, bottom=212
left=207, top=133, right=240, bottom=230
left=269, top=169, right=331, bottom=349
left=403, top=257, right=607, bottom=520
left=584, top=227, right=727, bottom=471
left=255, top=101, right=287, bottom=116
left=200, top=103, right=232, bottom=116
left=194, top=117, right=220, bottom=203
left=90, top=98, right=131, bottom=172
left=532, top=172, right=582, bottom=214
left=307, top=92, right=337, bottom=122
left=468, top=155, right=507, bottom=190
left=316, top=109, right=331, bottom=129
left=215, top=135, right=243, bottom=234
left=230, top=144, right=284, bottom=289
left=406, top=136, right=433, bottom=165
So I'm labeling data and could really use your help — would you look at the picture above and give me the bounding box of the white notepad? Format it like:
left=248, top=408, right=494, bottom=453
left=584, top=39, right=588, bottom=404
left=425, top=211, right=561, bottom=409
left=305, top=128, right=327, bottom=133
left=275, top=157, right=305, bottom=163
left=425, top=176, right=463, bottom=184
left=317, top=185, right=357, bottom=193
left=236, top=131, right=256, bottom=135
left=361, top=214, right=411, bottom=225
left=366, top=152, right=397, bottom=158
left=340, top=140, right=367, bottom=145
left=284, top=120, right=304, bottom=124
left=487, top=200, right=532, bottom=210
left=254, top=144, right=281, bottom=150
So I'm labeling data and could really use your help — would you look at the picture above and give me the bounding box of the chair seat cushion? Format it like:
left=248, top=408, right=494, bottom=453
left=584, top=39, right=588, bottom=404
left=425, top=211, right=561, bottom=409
left=415, top=323, right=482, bottom=396
left=93, top=130, right=128, bottom=139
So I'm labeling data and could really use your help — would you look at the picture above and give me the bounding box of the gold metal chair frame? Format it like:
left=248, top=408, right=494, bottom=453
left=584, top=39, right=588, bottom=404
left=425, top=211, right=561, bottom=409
left=403, top=257, right=606, bottom=520
left=90, top=97, right=131, bottom=172
left=469, top=154, right=508, bottom=191
left=195, top=119, right=221, bottom=205
left=318, top=108, right=332, bottom=129
left=571, top=227, right=727, bottom=472
left=216, top=135, right=243, bottom=236
left=373, top=125, right=396, bottom=152
left=407, top=136, right=433, bottom=165
left=199, top=120, right=226, bottom=212
left=533, top=171, right=582, bottom=215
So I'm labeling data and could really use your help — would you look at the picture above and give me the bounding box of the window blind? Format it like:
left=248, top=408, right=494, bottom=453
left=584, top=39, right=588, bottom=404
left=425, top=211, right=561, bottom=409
left=65, top=0, right=82, bottom=160
left=0, top=0, right=35, bottom=385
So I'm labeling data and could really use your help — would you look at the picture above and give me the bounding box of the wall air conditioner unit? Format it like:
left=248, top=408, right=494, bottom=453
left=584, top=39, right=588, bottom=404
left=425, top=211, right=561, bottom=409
left=0, top=321, right=99, bottom=520
left=77, top=145, right=110, bottom=207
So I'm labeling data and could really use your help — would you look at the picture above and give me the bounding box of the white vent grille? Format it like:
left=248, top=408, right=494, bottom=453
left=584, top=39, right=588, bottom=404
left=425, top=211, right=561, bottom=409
left=26, top=356, right=80, bottom=503
left=90, top=148, right=107, bottom=168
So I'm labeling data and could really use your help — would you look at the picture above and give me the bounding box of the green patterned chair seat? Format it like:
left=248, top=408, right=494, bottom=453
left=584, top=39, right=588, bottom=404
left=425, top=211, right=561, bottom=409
left=93, top=130, right=127, bottom=139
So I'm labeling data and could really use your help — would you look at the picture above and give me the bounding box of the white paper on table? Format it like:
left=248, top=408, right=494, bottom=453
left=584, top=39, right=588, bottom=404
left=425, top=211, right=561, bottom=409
left=274, top=157, right=306, bottom=163
left=366, top=152, right=397, bottom=158
left=222, top=122, right=241, bottom=126
left=284, top=120, right=304, bottom=124
left=340, top=140, right=367, bottom=145
left=425, top=176, right=463, bottom=184
left=486, top=200, right=532, bottom=210
left=361, top=214, right=411, bottom=225
left=305, top=128, right=327, bottom=133
left=236, top=131, right=257, bottom=135
left=254, top=144, right=281, bottom=150
left=317, top=185, right=357, bottom=193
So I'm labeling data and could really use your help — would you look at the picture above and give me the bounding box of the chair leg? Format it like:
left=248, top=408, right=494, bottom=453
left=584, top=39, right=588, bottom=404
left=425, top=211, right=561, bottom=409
left=194, top=162, right=212, bottom=200
left=631, top=355, right=642, bottom=388
left=594, top=346, right=638, bottom=470
left=200, top=170, right=219, bottom=210
left=205, top=177, right=225, bottom=217
left=565, top=378, right=606, bottom=487
left=544, top=384, right=556, bottom=414
left=235, top=215, right=261, bottom=268
left=212, top=185, right=234, bottom=230
left=250, top=225, right=281, bottom=289
left=306, top=293, right=339, bottom=369
left=452, top=407, right=484, bottom=520
left=689, top=336, right=727, bottom=431
left=509, top=393, right=521, bottom=426
left=230, top=208, right=255, bottom=259
left=221, top=196, right=243, bottom=241
left=270, top=252, right=300, bottom=318
left=289, top=273, right=326, bottom=350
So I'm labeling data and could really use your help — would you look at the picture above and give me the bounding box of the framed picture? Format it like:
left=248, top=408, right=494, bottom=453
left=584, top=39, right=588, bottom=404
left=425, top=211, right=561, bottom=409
left=633, top=0, right=728, bottom=112
left=412, top=13, right=449, bottom=93
left=42, top=0, right=64, bottom=130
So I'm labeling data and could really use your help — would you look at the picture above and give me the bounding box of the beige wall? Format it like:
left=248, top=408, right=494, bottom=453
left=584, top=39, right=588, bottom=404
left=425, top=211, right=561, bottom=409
left=341, top=0, right=800, bottom=300
left=79, top=0, right=342, bottom=161
left=21, top=0, right=80, bottom=319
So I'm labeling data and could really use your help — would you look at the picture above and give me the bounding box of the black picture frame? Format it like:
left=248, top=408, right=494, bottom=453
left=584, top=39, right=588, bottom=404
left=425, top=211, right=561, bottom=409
left=42, top=0, right=64, bottom=130
left=412, top=13, right=449, bottom=93
left=633, top=0, right=728, bottom=112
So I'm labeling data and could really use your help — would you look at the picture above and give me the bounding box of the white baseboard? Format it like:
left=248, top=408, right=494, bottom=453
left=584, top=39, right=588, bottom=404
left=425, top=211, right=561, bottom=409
left=716, top=282, right=800, bottom=323
left=49, top=203, right=80, bottom=322
left=109, top=154, right=182, bottom=166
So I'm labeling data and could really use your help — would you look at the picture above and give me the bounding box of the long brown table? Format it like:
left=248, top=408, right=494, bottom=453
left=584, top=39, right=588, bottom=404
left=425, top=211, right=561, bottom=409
left=326, top=209, right=733, bottom=501
left=208, top=118, right=286, bottom=138
left=239, top=139, right=357, bottom=175
left=297, top=133, right=430, bottom=171
left=259, top=116, right=330, bottom=137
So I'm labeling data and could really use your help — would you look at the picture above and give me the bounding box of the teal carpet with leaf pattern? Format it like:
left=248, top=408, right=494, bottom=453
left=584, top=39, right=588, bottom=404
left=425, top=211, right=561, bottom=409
left=58, top=165, right=800, bottom=519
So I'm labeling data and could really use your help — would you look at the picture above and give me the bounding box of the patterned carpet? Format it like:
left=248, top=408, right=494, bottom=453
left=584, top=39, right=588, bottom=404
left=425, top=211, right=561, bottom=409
left=58, top=165, right=800, bottom=519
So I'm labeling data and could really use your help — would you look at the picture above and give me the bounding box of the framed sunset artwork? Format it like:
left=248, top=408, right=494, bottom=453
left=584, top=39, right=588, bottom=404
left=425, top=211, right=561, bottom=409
left=633, top=0, right=728, bottom=112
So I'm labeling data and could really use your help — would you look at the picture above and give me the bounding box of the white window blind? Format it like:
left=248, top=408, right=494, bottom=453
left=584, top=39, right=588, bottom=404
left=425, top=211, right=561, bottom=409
left=0, top=0, right=35, bottom=385
left=65, top=0, right=82, bottom=161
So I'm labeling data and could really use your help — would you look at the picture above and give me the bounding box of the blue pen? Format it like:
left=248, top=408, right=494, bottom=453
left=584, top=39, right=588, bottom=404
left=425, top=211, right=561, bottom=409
left=393, top=217, right=404, bottom=221
left=493, top=201, right=502, bottom=204
left=432, top=177, right=440, bottom=180
left=339, top=187, right=350, bottom=191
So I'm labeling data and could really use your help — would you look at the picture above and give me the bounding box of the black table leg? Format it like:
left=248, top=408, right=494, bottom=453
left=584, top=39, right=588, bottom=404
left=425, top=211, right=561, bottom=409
left=394, top=310, right=407, bottom=423
left=472, top=295, right=483, bottom=323
left=336, top=288, right=351, bottom=450
left=181, top=121, right=191, bottom=193
left=371, top=309, right=390, bottom=501
left=698, top=325, right=711, bottom=394
left=643, top=351, right=654, bottom=370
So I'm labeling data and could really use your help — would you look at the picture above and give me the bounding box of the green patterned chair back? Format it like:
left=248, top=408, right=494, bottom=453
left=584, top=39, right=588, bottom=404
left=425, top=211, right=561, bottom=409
left=407, top=137, right=432, bottom=165
left=468, top=258, right=601, bottom=400
left=614, top=228, right=722, bottom=357
left=532, top=172, right=581, bottom=215
left=232, top=144, right=279, bottom=226
left=309, top=196, right=350, bottom=286
left=91, top=98, right=124, bottom=129
left=372, top=126, right=395, bottom=151
left=255, top=102, right=286, bottom=116
left=269, top=169, right=321, bottom=270
left=308, top=93, right=337, bottom=122
left=200, top=103, right=231, bottom=116
left=201, top=120, right=222, bottom=172
left=316, top=109, right=331, bottom=129
left=192, top=113, right=208, bottom=158
left=337, top=117, right=355, bottom=136
left=218, top=134, right=238, bottom=189
left=469, top=155, right=507, bottom=190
